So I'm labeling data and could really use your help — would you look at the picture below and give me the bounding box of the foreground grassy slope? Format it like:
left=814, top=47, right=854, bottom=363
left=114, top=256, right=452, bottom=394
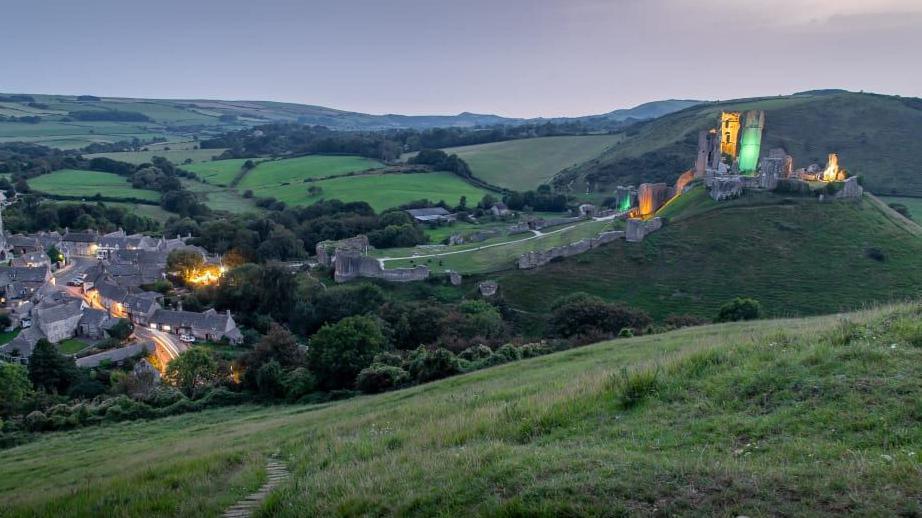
left=439, top=134, right=622, bottom=191
left=5, top=305, right=922, bottom=515
left=563, top=91, right=922, bottom=196
left=494, top=192, right=922, bottom=320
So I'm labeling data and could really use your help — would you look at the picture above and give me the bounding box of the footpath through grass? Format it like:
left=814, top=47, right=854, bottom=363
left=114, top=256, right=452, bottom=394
left=5, top=304, right=922, bottom=515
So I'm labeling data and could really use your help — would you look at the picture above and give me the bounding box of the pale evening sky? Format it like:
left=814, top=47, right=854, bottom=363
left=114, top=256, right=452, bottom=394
left=2, top=0, right=921, bottom=118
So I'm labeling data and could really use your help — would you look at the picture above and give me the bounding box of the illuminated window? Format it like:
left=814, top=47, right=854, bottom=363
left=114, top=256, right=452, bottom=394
left=162, top=325, right=171, bottom=332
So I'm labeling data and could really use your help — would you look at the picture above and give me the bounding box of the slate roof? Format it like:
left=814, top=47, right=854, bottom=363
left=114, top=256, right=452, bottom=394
left=124, top=293, right=161, bottom=314
left=0, top=326, right=44, bottom=358
left=8, top=235, right=40, bottom=249
left=62, top=232, right=98, bottom=243
left=79, top=307, right=113, bottom=329
left=35, top=298, right=84, bottom=324
left=149, top=309, right=232, bottom=334
left=76, top=342, right=155, bottom=368
left=0, top=266, right=49, bottom=285
left=406, top=207, right=451, bottom=218
left=94, top=281, right=129, bottom=303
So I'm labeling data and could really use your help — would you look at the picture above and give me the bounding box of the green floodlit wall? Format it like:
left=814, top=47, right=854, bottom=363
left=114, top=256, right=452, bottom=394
left=738, top=127, right=762, bottom=174
left=618, top=193, right=633, bottom=211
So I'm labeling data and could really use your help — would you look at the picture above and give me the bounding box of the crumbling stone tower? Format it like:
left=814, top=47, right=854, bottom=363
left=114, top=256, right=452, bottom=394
left=720, top=112, right=741, bottom=158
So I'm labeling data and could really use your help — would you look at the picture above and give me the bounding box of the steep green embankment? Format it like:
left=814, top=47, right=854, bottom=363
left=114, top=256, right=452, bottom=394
left=4, top=304, right=922, bottom=515
left=494, top=191, right=922, bottom=321
left=558, top=91, right=922, bottom=196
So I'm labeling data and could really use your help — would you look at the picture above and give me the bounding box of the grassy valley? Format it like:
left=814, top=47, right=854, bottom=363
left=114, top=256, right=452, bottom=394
left=4, top=304, right=922, bottom=515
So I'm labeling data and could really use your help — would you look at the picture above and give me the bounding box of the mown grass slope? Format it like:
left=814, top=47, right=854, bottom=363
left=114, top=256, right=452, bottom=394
left=28, top=169, right=161, bottom=201
left=237, top=155, right=382, bottom=190
left=5, top=304, right=922, bottom=515
left=84, top=147, right=228, bottom=166
left=494, top=191, right=922, bottom=321
left=561, top=91, right=922, bottom=196
left=439, top=134, right=622, bottom=191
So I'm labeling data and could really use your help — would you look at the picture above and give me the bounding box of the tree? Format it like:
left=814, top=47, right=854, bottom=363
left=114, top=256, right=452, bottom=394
left=356, top=364, right=408, bottom=394
left=28, top=339, right=78, bottom=393
left=164, top=347, right=220, bottom=397
left=408, top=347, right=461, bottom=383
left=0, top=363, right=33, bottom=416
left=308, top=315, right=388, bottom=390
left=166, top=249, right=205, bottom=279
left=715, top=297, right=763, bottom=323
left=106, top=319, right=134, bottom=342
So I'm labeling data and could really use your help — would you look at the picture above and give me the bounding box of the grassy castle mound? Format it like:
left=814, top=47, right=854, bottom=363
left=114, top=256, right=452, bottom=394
left=494, top=188, right=922, bottom=323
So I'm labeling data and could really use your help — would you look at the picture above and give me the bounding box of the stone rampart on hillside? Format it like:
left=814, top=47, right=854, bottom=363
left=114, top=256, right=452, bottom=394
left=517, top=230, right=625, bottom=269
left=334, top=250, right=429, bottom=283
left=625, top=217, right=663, bottom=242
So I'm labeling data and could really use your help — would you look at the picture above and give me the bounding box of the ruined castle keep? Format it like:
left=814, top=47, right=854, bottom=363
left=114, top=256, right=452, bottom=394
left=692, top=110, right=861, bottom=201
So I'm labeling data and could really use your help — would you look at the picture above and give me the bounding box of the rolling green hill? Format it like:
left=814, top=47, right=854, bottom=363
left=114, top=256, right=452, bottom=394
left=437, top=134, right=622, bottom=191
left=489, top=189, right=922, bottom=323
left=4, top=303, right=922, bottom=515
left=557, top=91, right=922, bottom=197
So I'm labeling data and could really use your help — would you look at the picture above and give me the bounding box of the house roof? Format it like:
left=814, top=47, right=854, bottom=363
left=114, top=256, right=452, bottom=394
left=0, top=326, right=45, bottom=358
left=62, top=232, right=98, bottom=243
left=94, top=281, right=128, bottom=303
left=79, top=307, right=113, bottom=328
left=124, top=293, right=160, bottom=314
left=35, top=298, right=84, bottom=324
left=8, top=235, right=39, bottom=248
left=406, top=207, right=451, bottom=218
left=76, top=342, right=155, bottom=368
left=150, top=309, right=232, bottom=333
left=0, top=266, right=49, bottom=284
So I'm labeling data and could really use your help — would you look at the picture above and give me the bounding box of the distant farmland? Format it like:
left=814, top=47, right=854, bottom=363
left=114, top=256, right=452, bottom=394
left=245, top=170, right=491, bottom=212
left=29, top=170, right=160, bottom=201
left=84, top=147, right=228, bottom=166
left=435, top=134, right=622, bottom=191
left=183, top=158, right=259, bottom=186
left=237, top=155, right=382, bottom=189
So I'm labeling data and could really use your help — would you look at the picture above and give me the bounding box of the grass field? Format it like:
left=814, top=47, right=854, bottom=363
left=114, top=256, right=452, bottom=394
left=379, top=219, right=617, bottom=274
left=84, top=148, right=229, bottom=166
left=182, top=159, right=258, bottom=186
left=493, top=191, right=922, bottom=322
left=237, top=155, right=382, bottom=189
left=5, top=303, right=922, bottom=515
left=244, top=170, right=491, bottom=212
left=56, top=339, right=89, bottom=355
left=435, top=134, right=622, bottom=191
left=28, top=170, right=161, bottom=201
left=878, top=195, right=922, bottom=221
left=181, top=179, right=261, bottom=213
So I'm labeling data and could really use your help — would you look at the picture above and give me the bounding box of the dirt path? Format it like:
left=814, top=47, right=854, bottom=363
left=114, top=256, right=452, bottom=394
left=223, top=457, right=290, bottom=518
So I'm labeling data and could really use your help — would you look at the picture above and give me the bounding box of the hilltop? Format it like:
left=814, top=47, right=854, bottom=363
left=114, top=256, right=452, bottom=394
left=0, top=93, right=697, bottom=149
left=555, top=90, right=922, bottom=197
left=3, top=303, right=922, bottom=515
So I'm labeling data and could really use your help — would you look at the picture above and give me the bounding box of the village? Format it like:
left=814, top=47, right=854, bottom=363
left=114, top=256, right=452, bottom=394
left=0, top=213, right=242, bottom=371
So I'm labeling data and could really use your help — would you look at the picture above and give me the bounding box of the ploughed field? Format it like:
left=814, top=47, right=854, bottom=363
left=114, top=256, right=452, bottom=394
left=5, top=304, right=922, bottom=515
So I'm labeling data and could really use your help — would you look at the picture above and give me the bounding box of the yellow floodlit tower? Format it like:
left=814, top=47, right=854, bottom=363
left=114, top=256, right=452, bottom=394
left=719, top=112, right=741, bottom=158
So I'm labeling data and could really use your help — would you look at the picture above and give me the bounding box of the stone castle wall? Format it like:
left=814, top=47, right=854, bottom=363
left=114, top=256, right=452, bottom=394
left=625, top=217, right=663, bottom=242
left=517, top=230, right=625, bottom=269
left=334, top=250, right=429, bottom=283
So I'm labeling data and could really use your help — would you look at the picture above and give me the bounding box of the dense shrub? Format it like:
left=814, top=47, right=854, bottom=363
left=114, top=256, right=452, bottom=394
left=715, top=297, right=763, bottom=322
left=356, top=364, right=409, bottom=393
left=408, top=348, right=462, bottom=383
